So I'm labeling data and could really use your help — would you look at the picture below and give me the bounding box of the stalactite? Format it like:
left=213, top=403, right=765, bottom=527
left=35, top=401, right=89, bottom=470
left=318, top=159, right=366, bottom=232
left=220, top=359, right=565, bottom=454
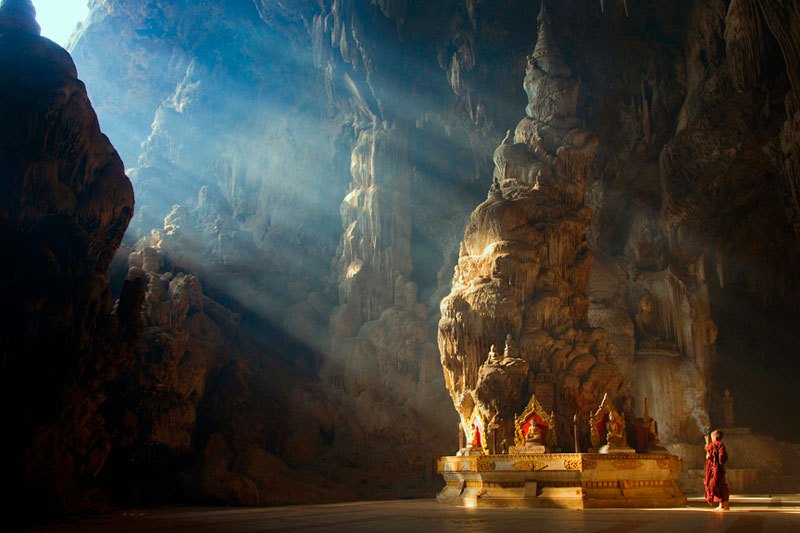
left=641, top=80, right=652, bottom=144
left=724, top=0, right=766, bottom=91
left=756, top=1, right=800, bottom=238
left=331, top=123, right=413, bottom=344
left=782, top=93, right=800, bottom=238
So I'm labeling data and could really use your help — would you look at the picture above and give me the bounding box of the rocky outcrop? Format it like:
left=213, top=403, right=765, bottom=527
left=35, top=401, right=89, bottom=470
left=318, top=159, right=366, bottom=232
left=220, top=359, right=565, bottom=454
left=0, top=0, right=136, bottom=517
left=438, top=7, right=623, bottom=448
left=332, top=124, right=413, bottom=329
left=326, top=121, right=453, bottom=493
left=105, top=202, right=356, bottom=507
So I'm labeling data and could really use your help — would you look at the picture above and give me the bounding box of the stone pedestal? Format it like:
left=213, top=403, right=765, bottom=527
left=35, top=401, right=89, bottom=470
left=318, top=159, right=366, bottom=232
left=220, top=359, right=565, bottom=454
left=599, top=443, right=636, bottom=454
left=510, top=444, right=546, bottom=454
left=456, top=447, right=484, bottom=457
left=437, top=453, right=686, bottom=508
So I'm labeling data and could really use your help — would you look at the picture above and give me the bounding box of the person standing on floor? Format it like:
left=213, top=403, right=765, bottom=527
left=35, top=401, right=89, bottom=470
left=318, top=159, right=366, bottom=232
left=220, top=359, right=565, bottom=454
left=704, top=429, right=730, bottom=510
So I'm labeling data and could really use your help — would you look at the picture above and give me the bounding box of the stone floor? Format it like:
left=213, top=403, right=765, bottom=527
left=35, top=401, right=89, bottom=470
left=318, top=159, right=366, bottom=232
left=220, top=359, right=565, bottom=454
left=35, top=495, right=800, bottom=532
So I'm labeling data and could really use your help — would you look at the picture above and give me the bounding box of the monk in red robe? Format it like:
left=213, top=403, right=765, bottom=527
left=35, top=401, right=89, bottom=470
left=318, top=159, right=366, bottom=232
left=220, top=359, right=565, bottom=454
left=704, top=429, right=730, bottom=510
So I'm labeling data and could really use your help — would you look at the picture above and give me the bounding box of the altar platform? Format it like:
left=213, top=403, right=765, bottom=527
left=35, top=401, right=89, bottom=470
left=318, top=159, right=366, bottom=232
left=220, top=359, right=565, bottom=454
left=437, top=452, right=686, bottom=509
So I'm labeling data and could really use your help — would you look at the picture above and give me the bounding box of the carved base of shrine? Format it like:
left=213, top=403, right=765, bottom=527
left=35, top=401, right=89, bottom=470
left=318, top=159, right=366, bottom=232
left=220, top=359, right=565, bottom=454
left=437, top=453, right=686, bottom=509
left=456, top=447, right=485, bottom=456
left=509, top=444, right=546, bottom=454
left=598, top=443, right=636, bottom=454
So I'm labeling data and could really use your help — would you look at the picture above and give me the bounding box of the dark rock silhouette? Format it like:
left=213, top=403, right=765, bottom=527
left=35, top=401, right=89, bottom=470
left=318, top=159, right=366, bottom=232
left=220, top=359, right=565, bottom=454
left=0, top=0, right=135, bottom=517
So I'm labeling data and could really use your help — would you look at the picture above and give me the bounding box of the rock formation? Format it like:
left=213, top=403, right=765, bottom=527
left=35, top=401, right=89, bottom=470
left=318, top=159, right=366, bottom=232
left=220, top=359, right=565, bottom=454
left=325, top=120, right=452, bottom=490
left=438, top=6, right=623, bottom=449
left=113, top=228, right=346, bottom=507
left=0, top=0, right=136, bottom=516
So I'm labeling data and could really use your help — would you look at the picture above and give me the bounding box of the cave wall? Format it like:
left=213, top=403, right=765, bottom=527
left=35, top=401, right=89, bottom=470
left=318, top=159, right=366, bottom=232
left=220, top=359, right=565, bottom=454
left=0, top=0, right=137, bottom=517
left=4, top=0, right=800, bottom=518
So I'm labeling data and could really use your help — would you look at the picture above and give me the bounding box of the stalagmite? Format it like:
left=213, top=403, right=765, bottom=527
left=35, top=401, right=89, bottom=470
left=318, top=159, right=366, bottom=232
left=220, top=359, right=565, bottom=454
left=438, top=4, right=622, bottom=448
left=724, top=0, right=766, bottom=91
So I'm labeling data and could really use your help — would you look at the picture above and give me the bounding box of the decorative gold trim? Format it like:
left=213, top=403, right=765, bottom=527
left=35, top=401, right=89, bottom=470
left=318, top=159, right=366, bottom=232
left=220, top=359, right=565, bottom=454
left=537, top=481, right=582, bottom=488
left=476, top=457, right=496, bottom=471
left=468, top=481, right=526, bottom=488
left=504, top=453, right=579, bottom=460
left=438, top=458, right=474, bottom=473
left=656, top=458, right=673, bottom=470
left=584, top=480, right=619, bottom=489
left=582, top=458, right=598, bottom=470
left=510, top=459, right=548, bottom=471
left=563, top=459, right=581, bottom=470
left=463, top=407, right=490, bottom=455
left=611, top=460, right=644, bottom=470
left=619, top=479, right=672, bottom=489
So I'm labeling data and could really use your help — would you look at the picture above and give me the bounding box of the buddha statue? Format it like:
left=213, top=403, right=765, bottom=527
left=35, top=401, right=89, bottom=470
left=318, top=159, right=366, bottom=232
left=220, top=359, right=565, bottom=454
left=647, top=418, right=661, bottom=447
left=634, top=290, right=678, bottom=354
left=605, top=411, right=626, bottom=447
left=525, top=422, right=543, bottom=444
left=503, top=333, right=520, bottom=359
left=722, top=388, right=735, bottom=428
left=488, top=176, right=503, bottom=200
left=634, top=292, right=659, bottom=346
left=468, top=423, right=481, bottom=449
left=591, top=394, right=635, bottom=453
left=487, top=344, right=502, bottom=365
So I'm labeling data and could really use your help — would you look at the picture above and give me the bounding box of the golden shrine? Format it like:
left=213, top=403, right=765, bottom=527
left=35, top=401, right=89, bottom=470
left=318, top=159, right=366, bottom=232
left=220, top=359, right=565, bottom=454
left=590, top=393, right=635, bottom=454
left=510, top=394, right=555, bottom=454
left=437, top=393, right=687, bottom=508
left=437, top=452, right=685, bottom=509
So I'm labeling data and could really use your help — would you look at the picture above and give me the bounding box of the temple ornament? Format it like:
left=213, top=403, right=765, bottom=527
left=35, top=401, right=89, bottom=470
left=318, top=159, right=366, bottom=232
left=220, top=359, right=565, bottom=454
left=512, top=394, right=556, bottom=453
left=589, top=393, right=635, bottom=454
left=636, top=397, right=666, bottom=452
left=459, top=407, right=489, bottom=456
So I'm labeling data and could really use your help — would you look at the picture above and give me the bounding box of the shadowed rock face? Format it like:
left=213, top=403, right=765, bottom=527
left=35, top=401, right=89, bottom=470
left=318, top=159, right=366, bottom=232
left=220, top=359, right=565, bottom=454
left=0, top=0, right=136, bottom=517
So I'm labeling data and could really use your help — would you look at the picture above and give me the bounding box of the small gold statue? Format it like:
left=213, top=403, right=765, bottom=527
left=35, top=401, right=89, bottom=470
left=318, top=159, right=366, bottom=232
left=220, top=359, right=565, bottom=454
left=526, top=423, right=543, bottom=444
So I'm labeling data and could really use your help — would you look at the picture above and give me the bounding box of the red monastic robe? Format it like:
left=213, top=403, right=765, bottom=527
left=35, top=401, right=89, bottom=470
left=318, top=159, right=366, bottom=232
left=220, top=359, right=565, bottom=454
left=704, top=440, right=729, bottom=505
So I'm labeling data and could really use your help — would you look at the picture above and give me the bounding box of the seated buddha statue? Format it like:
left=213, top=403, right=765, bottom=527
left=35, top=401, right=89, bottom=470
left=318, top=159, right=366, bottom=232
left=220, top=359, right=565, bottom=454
left=468, top=424, right=481, bottom=449
left=605, top=412, right=626, bottom=447
left=525, top=423, right=543, bottom=445
left=634, top=291, right=678, bottom=354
